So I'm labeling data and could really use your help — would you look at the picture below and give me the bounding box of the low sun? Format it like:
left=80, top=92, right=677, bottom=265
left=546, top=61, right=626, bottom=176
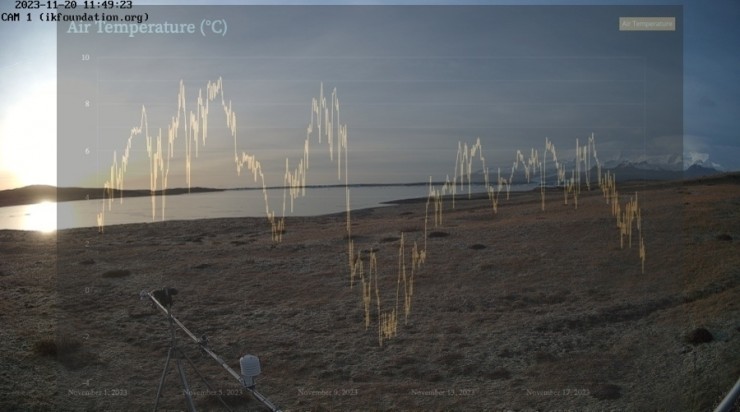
left=0, top=81, right=57, bottom=188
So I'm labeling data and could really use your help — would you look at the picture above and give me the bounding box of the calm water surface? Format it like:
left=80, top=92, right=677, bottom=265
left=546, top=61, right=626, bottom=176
left=0, top=184, right=539, bottom=232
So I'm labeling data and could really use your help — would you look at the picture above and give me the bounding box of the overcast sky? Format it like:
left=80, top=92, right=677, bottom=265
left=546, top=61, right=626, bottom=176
left=0, top=0, right=738, bottom=190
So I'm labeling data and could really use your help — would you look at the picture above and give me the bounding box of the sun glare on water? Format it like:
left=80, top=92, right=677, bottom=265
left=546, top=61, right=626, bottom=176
left=25, top=201, right=57, bottom=233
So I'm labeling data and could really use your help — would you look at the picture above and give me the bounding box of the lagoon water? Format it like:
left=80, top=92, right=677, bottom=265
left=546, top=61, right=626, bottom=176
left=0, top=183, right=539, bottom=232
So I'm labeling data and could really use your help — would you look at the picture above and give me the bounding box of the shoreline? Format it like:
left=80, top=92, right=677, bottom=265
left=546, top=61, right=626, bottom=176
left=3, top=171, right=735, bottom=208
left=1, top=173, right=735, bottom=234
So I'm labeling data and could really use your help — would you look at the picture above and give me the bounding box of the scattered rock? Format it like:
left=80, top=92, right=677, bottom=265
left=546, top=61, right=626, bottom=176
left=32, top=335, right=82, bottom=358
left=194, top=263, right=211, bottom=269
left=591, top=383, right=621, bottom=400
left=127, top=311, right=153, bottom=319
left=481, top=367, right=511, bottom=380
left=470, top=243, right=486, bottom=250
left=426, top=372, right=443, bottom=382
left=32, top=339, right=59, bottom=357
left=686, top=327, right=713, bottom=345
left=101, top=269, right=131, bottom=278
left=428, top=231, right=450, bottom=238
left=498, top=348, right=514, bottom=358
left=534, top=351, right=557, bottom=363
left=79, top=259, right=95, bottom=265
left=399, top=226, right=421, bottom=233
left=437, top=351, right=464, bottom=366
left=716, top=234, right=733, bottom=242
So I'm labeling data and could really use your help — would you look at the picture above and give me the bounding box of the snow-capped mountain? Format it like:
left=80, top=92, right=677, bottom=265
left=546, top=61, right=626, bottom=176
left=467, top=153, right=723, bottom=185
left=683, top=164, right=723, bottom=179
left=683, top=152, right=724, bottom=172
left=603, top=153, right=683, bottom=172
left=601, top=151, right=723, bottom=180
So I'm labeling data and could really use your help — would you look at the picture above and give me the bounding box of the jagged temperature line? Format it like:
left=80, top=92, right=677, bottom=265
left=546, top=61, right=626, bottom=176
left=348, top=233, right=425, bottom=346
left=423, top=134, right=646, bottom=274
left=96, top=77, right=415, bottom=345
left=96, top=77, right=646, bottom=347
left=349, top=129, right=647, bottom=345
left=96, top=78, right=348, bottom=243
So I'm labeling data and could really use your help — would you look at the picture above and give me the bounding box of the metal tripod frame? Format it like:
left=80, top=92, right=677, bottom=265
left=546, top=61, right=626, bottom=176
left=153, top=305, right=199, bottom=412
left=145, top=289, right=281, bottom=412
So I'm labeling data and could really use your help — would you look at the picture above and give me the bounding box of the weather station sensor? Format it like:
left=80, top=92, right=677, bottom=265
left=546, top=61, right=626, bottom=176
left=141, top=287, right=281, bottom=412
left=240, top=354, right=261, bottom=388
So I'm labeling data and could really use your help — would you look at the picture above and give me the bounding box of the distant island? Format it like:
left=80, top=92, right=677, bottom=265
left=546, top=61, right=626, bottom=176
left=0, top=185, right=224, bottom=208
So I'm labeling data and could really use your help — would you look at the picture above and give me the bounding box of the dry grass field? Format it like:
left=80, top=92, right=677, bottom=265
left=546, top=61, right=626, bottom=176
left=1, top=174, right=738, bottom=411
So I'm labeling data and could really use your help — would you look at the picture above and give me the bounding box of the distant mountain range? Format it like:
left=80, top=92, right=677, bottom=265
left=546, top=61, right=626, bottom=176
left=602, top=153, right=726, bottom=180
left=466, top=159, right=724, bottom=185
left=599, top=161, right=722, bottom=181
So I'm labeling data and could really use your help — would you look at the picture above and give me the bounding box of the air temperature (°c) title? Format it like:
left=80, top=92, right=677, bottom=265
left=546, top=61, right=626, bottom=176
left=66, top=19, right=227, bottom=37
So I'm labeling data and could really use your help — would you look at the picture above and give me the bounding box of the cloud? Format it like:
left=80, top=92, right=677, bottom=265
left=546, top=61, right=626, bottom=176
left=683, top=134, right=710, bottom=153
left=683, top=134, right=724, bottom=170
left=684, top=150, right=708, bottom=164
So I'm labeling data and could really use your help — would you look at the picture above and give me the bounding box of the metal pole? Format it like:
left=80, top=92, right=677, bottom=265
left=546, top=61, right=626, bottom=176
left=248, top=388, right=281, bottom=411
left=153, top=346, right=173, bottom=412
left=714, top=377, right=740, bottom=412
left=154, top=303, right=181, bottom=411
left=176, top=359, right=197, bottom=412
